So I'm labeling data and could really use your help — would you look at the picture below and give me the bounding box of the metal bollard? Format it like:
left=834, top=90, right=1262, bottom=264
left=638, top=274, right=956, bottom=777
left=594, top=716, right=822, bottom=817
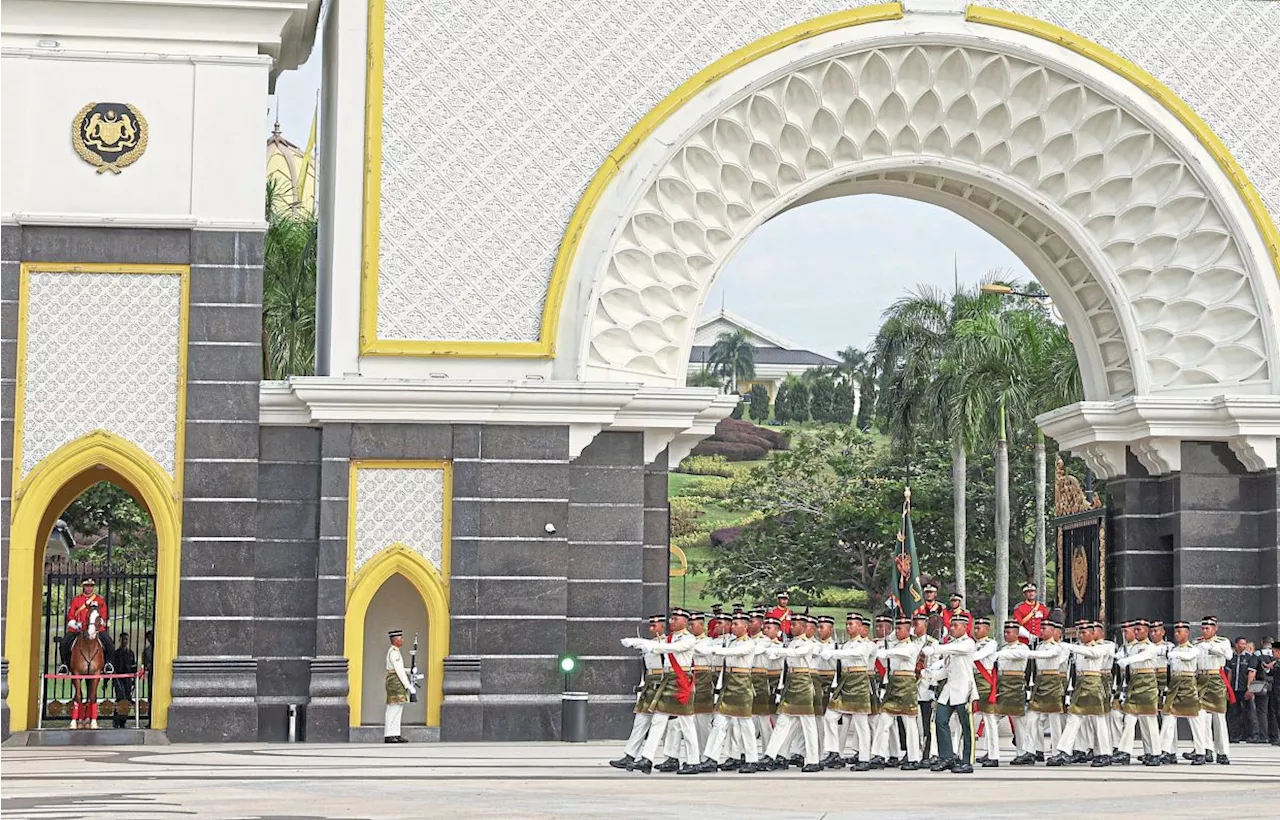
left=561, top=691, right=588, bottom=742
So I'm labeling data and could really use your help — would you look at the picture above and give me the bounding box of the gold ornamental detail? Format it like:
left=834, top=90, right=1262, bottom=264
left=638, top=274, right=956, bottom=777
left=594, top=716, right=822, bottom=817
left=1054, top=457, right=1101, bottom=517
left=72, top=102, right=148, bottom=174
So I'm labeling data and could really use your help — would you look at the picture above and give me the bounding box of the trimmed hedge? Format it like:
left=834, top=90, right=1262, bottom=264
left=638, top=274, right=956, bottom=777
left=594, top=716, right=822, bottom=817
left=678, top=454, right=734, bottom=477
left=672, top=476, right=732, bottom=500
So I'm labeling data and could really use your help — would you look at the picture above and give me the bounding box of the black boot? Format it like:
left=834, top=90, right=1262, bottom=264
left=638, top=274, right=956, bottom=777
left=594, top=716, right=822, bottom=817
left=629, top=757, right=654, bottom=774
left=608, top=754, right=635, bottom=769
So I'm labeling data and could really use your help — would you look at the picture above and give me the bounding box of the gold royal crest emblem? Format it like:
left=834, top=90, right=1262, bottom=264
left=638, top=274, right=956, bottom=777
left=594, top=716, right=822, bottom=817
left=72, top=102, right=148, bottom=174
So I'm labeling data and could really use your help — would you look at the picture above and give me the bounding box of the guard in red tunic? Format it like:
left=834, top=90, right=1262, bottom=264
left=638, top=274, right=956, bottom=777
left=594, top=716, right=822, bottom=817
left=707, top=604, right=726, bottom=638
left=58, top=578, right=115, bottom=673
left=941, top=593, right=973, bottom=638
left=765, top=589, right=794, bottom=636
left=1011, top=582, right=1050, bottom=643
left=912, top=584, right=946, bottom=621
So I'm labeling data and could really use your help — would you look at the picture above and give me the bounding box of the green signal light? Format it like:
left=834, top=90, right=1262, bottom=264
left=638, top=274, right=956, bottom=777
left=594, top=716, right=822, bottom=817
left=558, top=655, right=577, bottom=673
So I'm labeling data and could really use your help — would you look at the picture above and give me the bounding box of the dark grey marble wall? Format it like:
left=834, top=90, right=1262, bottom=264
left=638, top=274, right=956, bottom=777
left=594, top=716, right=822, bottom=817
left=255, top=426, right=321, bottom=740
left=169, top=229, right=264, bottom=742
left=0, top=226, right=17, bottom=739
left=1108, top=441, right=1280, bottom=638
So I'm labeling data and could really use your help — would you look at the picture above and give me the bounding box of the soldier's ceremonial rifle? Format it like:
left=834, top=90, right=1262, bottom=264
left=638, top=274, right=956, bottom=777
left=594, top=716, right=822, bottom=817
left=408, top=634, right=424, bottom=702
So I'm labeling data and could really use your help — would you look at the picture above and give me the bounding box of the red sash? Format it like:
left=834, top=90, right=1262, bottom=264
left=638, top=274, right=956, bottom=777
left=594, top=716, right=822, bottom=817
left=667, top=632, right=693, bottom=705
left=874, top=660, right=886, bottom=677
left=1220, top=668, right=1237, bottom=705
left=976, top=661, right=998, bottom=703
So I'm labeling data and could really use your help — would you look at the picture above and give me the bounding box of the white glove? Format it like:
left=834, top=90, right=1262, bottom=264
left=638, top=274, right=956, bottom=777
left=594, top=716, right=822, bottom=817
left=621, top=637, right=640, bottom=649
left=766, top=649, right=781, bottom=660
left=67, top=620, right=80, bottom=631
left=408, top=685, right=418, bottom=696
left=818, top=647, right=834, bottom=660
left=921, top=644, right=936, bottom=657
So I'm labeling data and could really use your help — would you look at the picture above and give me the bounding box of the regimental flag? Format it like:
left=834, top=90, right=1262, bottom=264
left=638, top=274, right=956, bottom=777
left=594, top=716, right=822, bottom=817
left=893, top=487, right=923, bottom=613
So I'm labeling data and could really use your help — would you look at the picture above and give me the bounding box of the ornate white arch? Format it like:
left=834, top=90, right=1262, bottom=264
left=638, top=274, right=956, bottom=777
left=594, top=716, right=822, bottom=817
left=554, top=17, right=1280, bottom=403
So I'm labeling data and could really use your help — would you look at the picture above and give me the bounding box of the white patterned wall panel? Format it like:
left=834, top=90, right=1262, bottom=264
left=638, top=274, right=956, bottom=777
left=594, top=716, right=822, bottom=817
left=353, top=467, right=446, bottom=576
left=20, top=272, right=183, bottom=477
left=585, top=45, right=1271, bottom=396
left=376, top=0, right=887, bottom=343
left=984, top=0, right=1280, bottom=226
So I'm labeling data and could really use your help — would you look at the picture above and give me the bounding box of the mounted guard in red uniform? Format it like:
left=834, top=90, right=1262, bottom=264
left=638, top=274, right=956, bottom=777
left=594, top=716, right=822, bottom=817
left=58, top=578, right=115, bottom=673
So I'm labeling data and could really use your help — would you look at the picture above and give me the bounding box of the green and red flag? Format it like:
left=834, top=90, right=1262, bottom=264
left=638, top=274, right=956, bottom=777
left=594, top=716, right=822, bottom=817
left=893, top=487, right=923, bottom=615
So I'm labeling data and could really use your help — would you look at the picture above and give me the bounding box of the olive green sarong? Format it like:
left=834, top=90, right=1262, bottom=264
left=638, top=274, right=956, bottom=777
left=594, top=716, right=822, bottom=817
left=1164, top=672, right=1201, bottom=718
left=717, top=670, right=755, bottom=718
left=830, top=667, right=872, bottom=715
left=812, top=672, right=835, bottom=715
left=752, top=672, right=779, bottom=716
left=992, top=672, right=1026, bottom=716
left=1123, top=669, right=1159, bottom=716
left=386, top=672, right=408, bottom=705
left=634, top=671, right=663, bottom=715
left=975, top=665, right=995, bottom=714
left=1069, top=672, right=1106, bottom=716
left=693, top=669, right=716, bottom=715
left=881, top=673, right=919, bottom=716
left=654, top=671, right=695, bottom=716
left=1196, top=670, right=1228, bottom=714
left=778, top=670, right=816, bottom=717
left=1029, top=671, right=1065, bottom=714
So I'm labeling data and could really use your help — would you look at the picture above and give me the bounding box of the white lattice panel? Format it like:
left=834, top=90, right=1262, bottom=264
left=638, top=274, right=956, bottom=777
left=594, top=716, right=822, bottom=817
left=20, top=272, right=183, bottom=477
left=353, top=467, right=446, bottom=575
left=585, top=45, right=1270, bottom=395
left=985, top=0, right=1280, bottom=224
left=376, top=0, right=886, bottom=343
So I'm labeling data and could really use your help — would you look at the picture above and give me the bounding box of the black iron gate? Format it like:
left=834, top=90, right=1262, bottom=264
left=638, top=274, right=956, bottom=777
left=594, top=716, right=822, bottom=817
left=41, top=560, right=156, bottom=727
left=1052, top=458, right=1106, bottom=630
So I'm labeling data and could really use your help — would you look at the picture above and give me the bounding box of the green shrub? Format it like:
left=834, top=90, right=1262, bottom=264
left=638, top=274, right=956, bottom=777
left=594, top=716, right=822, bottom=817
left=674, top=476, right=733, bottom=499
left=672, top=532, right=710, bottom=551
left=791, top=587, right=869, bottom=609
left=678, top=455, right=734, bottom=477
left=669, top=496, right=704, bottom=537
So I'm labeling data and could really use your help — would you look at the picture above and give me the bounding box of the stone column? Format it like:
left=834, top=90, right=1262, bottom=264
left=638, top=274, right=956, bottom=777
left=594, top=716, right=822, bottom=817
left=168, top=229, right=264, bottom=742
left=1106, top=451, right=1177, bottom=622
left=306, top=422, right=352, bottom=741
left=0, top=226, right=17, bottom=740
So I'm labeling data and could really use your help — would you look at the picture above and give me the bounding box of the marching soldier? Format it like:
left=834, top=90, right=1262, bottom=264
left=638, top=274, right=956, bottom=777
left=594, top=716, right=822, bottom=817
left=383, top=630, right=414, bottom=743
left=752, top=617, right=784, bottom=754
left=868, top=614, right=898, bottom=764
left=1025, top=619, right=1070, bottom=760
left=822, top=613, right=876, bottom=770
left=1195, top=615, right=1232, bottom=764
left=1107, top=621, right=1133, bottom=751
left=622, top=607, right=702, bottom=775
left=1047, top=621, right=1113, bottom=767
left=873, top=617, right=926, bottom=770
left=991, top=621, right=1032, bottom=766
left=611, top=614, right=667, bottom=770
left=1151, top=620, right=1179, bottom=763
left=1166, top=620, right=1211, bottom=765
left=811, top=616, right=838, bottom=765
left=701, top=613, right=763, bottom=773
left=912, top=613, right=941, bottom=762
left=1011, top=582, right=1050, bottom=642
left=763, top=614, right=822, bottom=771
left=971, top=618, right=1000, bottom=764
left=1114, top=619, right=1161, bottom=765
left=922, top=613, right=977, bottom=773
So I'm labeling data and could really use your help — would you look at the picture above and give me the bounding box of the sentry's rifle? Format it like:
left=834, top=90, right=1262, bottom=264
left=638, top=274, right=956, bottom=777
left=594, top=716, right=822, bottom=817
left=408, top=634, right=421, bottom=703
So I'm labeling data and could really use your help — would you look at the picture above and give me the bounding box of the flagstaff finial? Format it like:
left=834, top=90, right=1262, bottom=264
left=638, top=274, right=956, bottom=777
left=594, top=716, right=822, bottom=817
left=904, top=486, right=911, bottom=502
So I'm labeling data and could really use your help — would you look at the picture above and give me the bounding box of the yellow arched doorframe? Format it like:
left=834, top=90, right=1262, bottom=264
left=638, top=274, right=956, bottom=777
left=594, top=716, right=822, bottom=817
left=344, top=545, right=450, bottom=727
left=5, top=431, right=182, bottom=731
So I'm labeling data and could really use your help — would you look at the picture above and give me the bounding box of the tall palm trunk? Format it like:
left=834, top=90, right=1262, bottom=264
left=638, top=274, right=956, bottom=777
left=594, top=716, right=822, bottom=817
left=994, top=400, right=1010, bottom=623
left=951, top=435, right=967, bottom=598
left=1034, top=428, right=1047, bottom=595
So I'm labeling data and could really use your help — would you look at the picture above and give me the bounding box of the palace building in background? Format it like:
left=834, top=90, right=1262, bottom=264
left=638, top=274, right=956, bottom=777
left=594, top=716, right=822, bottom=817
left=3, top=0, right=1279, bottom=743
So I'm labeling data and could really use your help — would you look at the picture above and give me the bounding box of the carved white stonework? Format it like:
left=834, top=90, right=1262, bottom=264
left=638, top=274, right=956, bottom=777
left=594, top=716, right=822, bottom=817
left=375, top=0, right=887, bottom=343
left=984, top=0, right=1280, bottom=225
left=20, top=271, right=183, bottom=478
left=583, top=44, right=1272, bottom=397
left=353, top=467, right=446, bottom=576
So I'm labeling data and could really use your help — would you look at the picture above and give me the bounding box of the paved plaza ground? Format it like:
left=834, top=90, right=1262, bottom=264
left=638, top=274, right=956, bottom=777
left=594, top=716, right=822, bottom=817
left=3, top=740, right=1279, bottom=819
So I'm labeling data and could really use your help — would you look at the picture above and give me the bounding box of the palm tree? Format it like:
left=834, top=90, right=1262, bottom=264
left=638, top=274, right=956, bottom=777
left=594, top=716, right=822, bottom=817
left=709, top=329, right=756, bottom=394
left=837, top=347, right=877, bottom=430
left=262, top=178, right=318, bottom=379
left=873, top=282, right=1002, bottom=597
left=686, top=367, right=723, bottom=388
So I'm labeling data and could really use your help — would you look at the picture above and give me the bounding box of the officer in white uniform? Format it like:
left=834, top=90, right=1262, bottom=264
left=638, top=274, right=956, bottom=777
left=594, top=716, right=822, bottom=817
left=384, top=630, right=415, bottom=743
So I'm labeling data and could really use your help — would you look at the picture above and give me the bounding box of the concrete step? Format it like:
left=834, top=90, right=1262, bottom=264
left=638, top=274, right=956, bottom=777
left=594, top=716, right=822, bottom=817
left=349, top=725, right=440, bottom=743
left=5, top=728, right=168, bottom=747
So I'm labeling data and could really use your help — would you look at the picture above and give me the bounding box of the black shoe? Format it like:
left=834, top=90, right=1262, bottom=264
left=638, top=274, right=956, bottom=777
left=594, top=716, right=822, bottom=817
left=825, top=756, right=845, bottom=769
left=629, top=757, right=654, bottom=774
left=930, top=758, right=954, bottom=772
left=1091, top=757, right=1111, bottom=767
left=1143, top=756, right=1161, bottom=767
left=1084, top=751, right=1096, bottom=762
left=900, top=760, right=920, bottom=771
left=975, top=755, right=989, bottom=765
left=852, top=761, right=872, bottom=772
left=1069, top=751, right=1088, bottom=765
left=1111, top=752, right=1130, bottom=765
left=820, top=751, right=839, bottom=765
left=717, top=758, right=740, bottom=771
left=951, top=762, right=974, bottom=774
left=1190, top=755, right=1207, bottom=766
left=787, top=754, right=802, bottom=766
left=1182, top=751, right=1197, bottom=760
left=981, top=759, right=999, bottom=768
left=655, top=756, right=680, bottom=773
left=676, top=764, right=701, bottom=775
left=868, top=755, right=886, bottom=769
left=772, top=757, right=789, bottom=771
left=1035, top=751, right=1045, bottom=762
left=1161, top=753, right=1176, bottom=764
left=1216, top=754, right=1229, bottom=765
left=695, top=760, right=717, bottom=773
left=738, top=762, right=760, bottom=774
left=923, top=755, right=939, bottom=766
left=609, top=754, right=635, bottom=770
left=384, top=737, right=397, bottom=743
left=842, top=755, right=859, bottom=765
left=887, top=756, right=900, bottom=766
left=1009, top=754, right=1035, bottom=766
left=800, top=763, right=824, bottom=773
left=1045, top=754, right=1068, bottom=767
left=395, top=736, right=409, bottom=743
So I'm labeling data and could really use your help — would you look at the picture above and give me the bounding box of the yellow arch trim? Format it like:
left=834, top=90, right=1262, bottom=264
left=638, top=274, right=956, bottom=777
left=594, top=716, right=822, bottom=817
left=966, top=5, right=1280, bottom=280
left=357, top=2, right=905, bottom=358
left=343, top=545, right=451, bottom=728
left=4, top=432, right=182, bottom=731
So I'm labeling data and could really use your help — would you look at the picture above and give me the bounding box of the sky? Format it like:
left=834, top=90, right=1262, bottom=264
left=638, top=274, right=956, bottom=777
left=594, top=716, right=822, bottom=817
left=270, top=37, right=1033, bottom=358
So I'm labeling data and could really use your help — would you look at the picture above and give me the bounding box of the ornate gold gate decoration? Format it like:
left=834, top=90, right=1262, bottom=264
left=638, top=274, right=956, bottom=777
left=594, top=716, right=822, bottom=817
left=72, top=102, right=148, bottom=174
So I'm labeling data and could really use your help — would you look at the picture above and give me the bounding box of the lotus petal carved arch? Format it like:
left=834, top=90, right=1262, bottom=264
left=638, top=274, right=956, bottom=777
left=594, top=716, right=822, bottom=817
left=568, top=35, right=1279, bottom=401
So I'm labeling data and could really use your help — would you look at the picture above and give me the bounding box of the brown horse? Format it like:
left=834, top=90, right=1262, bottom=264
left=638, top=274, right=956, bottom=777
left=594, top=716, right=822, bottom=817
left=69, top=603, right=105, bottom=729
